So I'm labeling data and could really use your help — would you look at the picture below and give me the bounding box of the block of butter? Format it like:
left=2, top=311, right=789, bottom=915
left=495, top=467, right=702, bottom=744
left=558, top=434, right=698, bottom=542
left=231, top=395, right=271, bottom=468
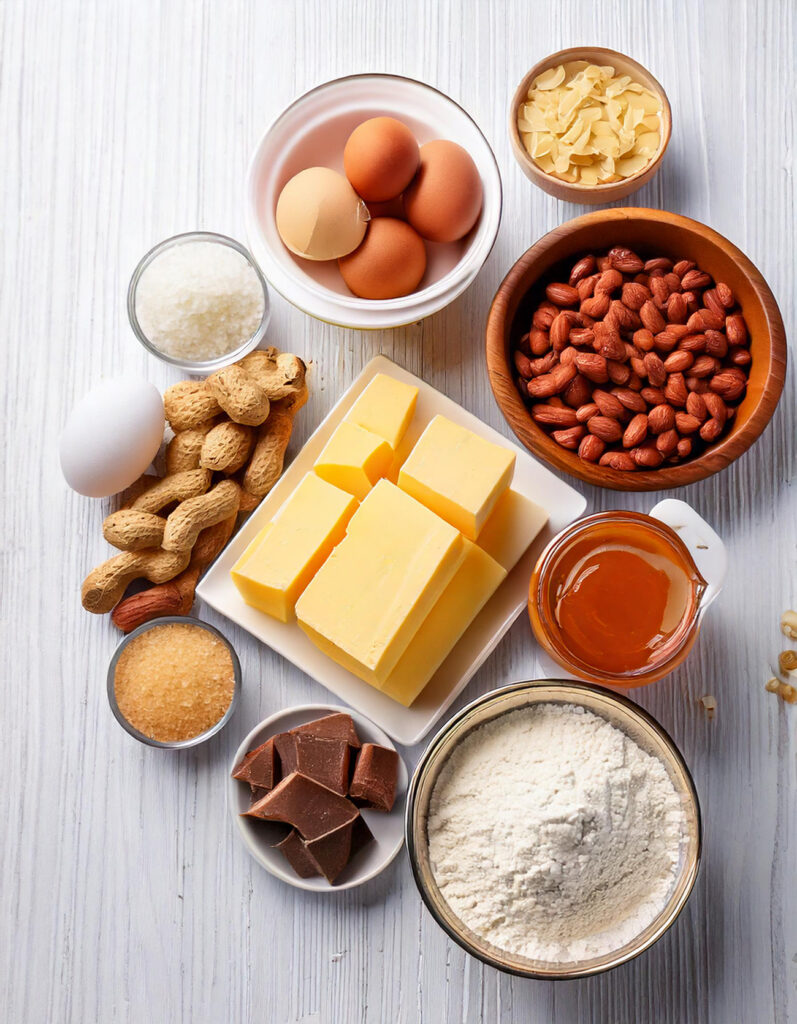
left=477, top=489, right=550, bottom=572
left=231, top=473, right=357, bottom=622
left=344, top=373, right=418, bottom=450
left=398, top=415, right=515, bottom=540
left=296, top=479, right=465, bottom=688
left=381, top=540, right=507, bottom=707
left=314, top=421, right=393, bottom=501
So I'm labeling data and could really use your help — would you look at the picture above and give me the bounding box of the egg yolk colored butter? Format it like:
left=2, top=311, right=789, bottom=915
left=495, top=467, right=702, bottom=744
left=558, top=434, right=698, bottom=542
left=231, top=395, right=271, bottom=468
left=230, top=473, right=357, bottom=622
left=476, top=489, right=549, bottom=572
left=343, top=373, right=419, bottom=450
left=381, top=540, right=507, bottom=707
left=295, top=479, right=466, bottom=688
left=313, top=421, right=394, bottom=502
left=398, top=415, right=516, bottom=541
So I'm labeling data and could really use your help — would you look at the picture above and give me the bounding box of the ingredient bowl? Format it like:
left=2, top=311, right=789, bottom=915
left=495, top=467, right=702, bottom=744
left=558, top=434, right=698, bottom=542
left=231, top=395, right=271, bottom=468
left=510, top=47, right=671, bottom=204
left=246, top=74, right=502, bottom=329
left=229, top=704, right=408, bottom=891
left=107, top=616, right=241, bottom=748
left=128, top=231, right=271, bottom=373
left=485, top=207, right=787, bottom=490
left=529, top=502, right=726, bottom=686
left=406, top=680, right=702, bottom=979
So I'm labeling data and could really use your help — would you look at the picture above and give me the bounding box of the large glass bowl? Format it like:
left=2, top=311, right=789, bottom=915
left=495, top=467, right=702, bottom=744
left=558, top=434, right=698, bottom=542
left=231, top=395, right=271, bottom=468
left=405, top=680, right=702, bottom=979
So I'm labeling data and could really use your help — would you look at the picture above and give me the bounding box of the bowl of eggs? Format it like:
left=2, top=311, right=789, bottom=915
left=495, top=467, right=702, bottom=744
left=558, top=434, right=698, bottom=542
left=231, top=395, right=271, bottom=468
left=246, top=74, right=502, bottom=329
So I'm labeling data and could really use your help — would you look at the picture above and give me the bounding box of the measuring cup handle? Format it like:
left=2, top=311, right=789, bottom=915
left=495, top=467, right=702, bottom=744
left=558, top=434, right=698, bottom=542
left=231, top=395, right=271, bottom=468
left=649, top=498, right=727, bottom=610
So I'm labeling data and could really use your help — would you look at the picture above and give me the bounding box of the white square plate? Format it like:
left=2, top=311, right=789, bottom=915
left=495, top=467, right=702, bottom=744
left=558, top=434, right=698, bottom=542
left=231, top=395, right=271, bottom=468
left=197, top=356, right=587, bottom=746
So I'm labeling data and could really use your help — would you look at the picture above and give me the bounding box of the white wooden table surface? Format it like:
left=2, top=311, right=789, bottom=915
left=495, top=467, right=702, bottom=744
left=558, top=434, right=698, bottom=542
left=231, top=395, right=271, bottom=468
left=2, top=1, right=795, bottom=1021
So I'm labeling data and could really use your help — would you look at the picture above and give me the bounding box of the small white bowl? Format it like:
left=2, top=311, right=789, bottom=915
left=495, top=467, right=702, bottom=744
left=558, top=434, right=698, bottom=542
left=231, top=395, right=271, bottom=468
left=245, top=74, right=502, bottom=329
left=228, top=704, right=408, bottom=891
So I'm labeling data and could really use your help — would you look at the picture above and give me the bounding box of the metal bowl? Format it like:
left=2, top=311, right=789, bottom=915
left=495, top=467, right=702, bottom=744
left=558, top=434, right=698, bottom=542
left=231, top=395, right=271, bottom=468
left=127, top=230, right=271, bottom=373
left=405, top=680, right=702, bottom=979
left=107, top=616, right=241, bottom=749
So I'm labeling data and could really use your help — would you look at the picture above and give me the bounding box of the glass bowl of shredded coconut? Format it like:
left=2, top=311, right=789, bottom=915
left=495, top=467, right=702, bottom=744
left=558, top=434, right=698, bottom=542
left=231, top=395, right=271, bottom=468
left=128, top=231, right=270, bottom=372
left=406, top=680, right=701, bottom=979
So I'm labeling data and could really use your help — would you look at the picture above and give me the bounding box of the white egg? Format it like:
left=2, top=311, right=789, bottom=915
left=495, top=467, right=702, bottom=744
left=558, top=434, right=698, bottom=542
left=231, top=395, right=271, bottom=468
left=59, top=378, right=165, bottom=497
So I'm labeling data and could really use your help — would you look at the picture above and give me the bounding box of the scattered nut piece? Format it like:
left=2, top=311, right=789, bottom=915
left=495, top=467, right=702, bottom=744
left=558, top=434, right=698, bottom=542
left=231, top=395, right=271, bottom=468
left=780, top=609, right=797, bottom=641
left=778, top=650, right=797, bottom=674
left=766, top=677, right=797, bottom=704
left=698, top=694, right=717, bottom=720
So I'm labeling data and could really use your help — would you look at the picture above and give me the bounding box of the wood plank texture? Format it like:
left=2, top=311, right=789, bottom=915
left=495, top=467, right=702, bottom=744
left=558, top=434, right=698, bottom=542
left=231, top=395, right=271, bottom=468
left=0, top=1, right=794, bottom=1022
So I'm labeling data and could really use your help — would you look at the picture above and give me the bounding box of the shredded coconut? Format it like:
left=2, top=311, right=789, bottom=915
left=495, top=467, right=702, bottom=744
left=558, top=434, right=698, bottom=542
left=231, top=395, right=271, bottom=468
left=427, top=703, right=685, bottom=963
left=135, top=240, right=264, bottom=361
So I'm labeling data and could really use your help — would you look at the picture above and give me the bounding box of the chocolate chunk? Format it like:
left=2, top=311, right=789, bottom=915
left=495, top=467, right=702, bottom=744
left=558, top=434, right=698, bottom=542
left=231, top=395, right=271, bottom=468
left=350, top=813, right=375, bottom=860
left=274, top=829, right=321, bottom=879
left=294, top=734, right=350, bottom=794
left=232, top=737, right=278, bottom=790
left=245, top=772, right=358, bottom=840
left=276, top=816, right=371, bottom=884
left=291, top=713, right=361, bottom=749
left=349, top=743, right=399, bottom=812
left=250, top=785, right=269, bottom=803
left=306, top=820, right=354, bottom=883
left=273, top=732, right=298, bottom=777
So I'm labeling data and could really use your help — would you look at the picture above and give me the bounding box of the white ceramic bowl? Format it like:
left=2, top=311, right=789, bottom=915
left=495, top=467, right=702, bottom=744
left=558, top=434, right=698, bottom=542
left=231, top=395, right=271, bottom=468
left=245, top=74, right=502, bottom=329
left=228, top=704, right=408, bottom=891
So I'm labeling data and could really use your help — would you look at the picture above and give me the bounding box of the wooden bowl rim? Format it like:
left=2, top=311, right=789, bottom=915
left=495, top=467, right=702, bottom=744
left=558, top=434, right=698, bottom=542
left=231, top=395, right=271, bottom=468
left=485, top=207, right=788, bottom=492
left=509, top=46, right=673, bottom=198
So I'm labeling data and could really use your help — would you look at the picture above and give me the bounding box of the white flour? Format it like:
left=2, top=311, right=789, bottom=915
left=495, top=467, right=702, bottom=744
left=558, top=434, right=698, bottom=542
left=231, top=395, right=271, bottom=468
left=427, top=703, right=685, bottom=962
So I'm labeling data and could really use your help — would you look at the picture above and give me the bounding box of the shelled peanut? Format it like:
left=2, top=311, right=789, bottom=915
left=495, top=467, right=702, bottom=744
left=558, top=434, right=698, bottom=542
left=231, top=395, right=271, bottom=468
left=513, top=247, right=751, bottom=470
left=81, top=347, right=308, bottom=624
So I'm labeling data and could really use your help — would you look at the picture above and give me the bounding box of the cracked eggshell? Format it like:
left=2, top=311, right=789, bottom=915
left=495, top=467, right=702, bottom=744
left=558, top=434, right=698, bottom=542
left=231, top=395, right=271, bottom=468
left=60, top=378, right=165, bottom=497
left=276, top=167, right=369, bottom=261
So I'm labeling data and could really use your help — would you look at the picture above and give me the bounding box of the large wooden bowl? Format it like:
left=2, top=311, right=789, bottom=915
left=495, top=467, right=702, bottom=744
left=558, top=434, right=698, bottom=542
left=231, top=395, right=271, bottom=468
left=510, top=47, right=672, bottom=204
left=485, top=208, right=787, bottom=491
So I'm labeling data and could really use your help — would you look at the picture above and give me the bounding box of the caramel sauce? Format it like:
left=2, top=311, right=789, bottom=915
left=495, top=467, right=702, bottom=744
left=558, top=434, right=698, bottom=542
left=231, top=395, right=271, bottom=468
left=547, top=520, right=703, bottom=676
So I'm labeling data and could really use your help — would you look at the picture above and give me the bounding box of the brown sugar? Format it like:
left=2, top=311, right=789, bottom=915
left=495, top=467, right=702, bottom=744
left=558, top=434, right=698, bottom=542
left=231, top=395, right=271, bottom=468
left=114, top=623, right=235, bottom=742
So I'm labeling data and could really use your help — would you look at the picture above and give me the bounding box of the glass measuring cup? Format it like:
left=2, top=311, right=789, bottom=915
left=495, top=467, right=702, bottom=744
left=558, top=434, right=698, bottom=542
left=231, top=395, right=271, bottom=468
left=529, top=499, right=727, bottom=687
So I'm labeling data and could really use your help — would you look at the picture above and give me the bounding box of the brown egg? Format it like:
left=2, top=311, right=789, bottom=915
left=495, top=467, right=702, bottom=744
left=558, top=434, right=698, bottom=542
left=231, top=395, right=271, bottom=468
left=404, top=140, right=483, bottom=243
left=338, top=218, right=427, bottom=299
left=344, top=117, right=420, bottom=203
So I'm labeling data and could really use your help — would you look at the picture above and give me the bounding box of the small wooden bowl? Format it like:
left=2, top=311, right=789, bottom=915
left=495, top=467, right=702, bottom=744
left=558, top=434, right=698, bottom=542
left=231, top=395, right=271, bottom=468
left=485, top=208, right=787, bottom=491
left=510, top=47, right=672, bottom=204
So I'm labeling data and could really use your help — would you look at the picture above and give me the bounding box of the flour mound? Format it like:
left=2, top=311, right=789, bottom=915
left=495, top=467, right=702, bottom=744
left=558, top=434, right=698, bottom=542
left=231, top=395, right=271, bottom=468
left=427, top=703, right=685, bottom=963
